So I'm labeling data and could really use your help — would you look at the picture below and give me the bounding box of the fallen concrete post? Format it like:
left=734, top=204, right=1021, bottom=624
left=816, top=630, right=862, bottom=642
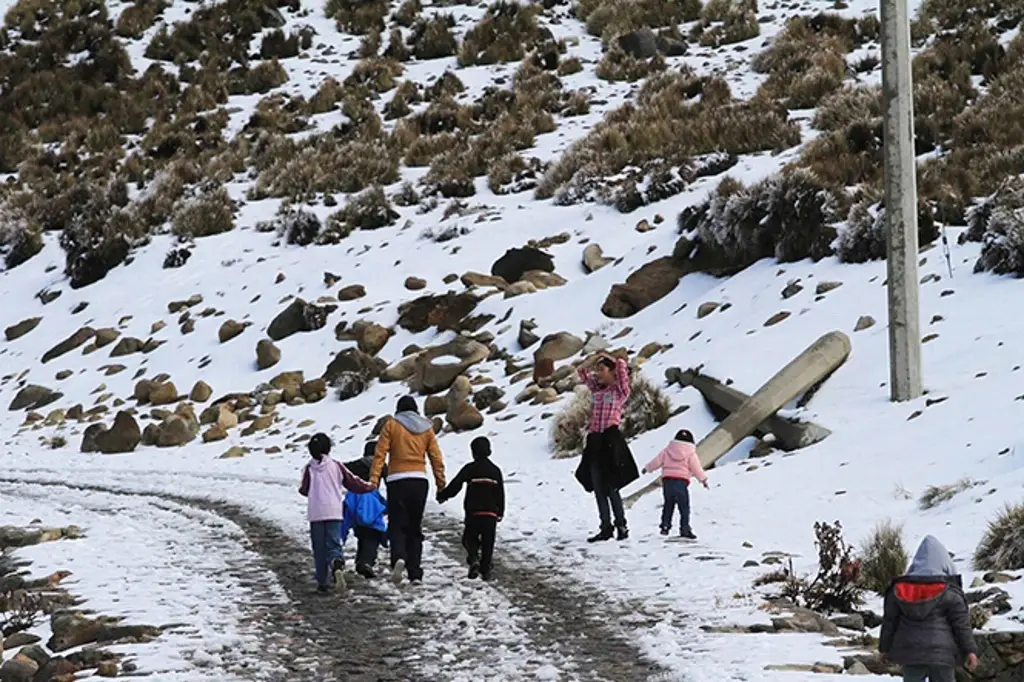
left=664, top=367, right=832, bottom=451
left=625, top=331, right=851, bottom=507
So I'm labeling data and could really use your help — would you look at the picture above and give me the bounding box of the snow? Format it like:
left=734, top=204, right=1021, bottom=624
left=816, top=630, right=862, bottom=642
left=0, top=0, right=1020, bottom=677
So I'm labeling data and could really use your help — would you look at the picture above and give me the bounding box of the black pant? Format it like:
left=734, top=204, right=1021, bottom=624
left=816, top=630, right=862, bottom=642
left=387, top=478, right=429, bottom=580
left=354, top=526, right=384, bottom=569
left=590, top=458, right=626, bottom=530
left=462, top=516, right=497, bottom=575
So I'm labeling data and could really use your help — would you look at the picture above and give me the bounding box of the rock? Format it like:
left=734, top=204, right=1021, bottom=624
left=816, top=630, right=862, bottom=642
left=0, top=652, right=39, bottom=681
left=405, top=276, right=427, bottom=290
left=518, top=320, right=539, bottom=349
left=424, top=395, right=447, bottom=416
left=334, top=373, right=367, bottom=401
left=697, top=301, right=720, bottom=318
left=323, top=348, right=388, bottom=386
left=48, top=612, right=159, bottom=652
left=151, top=321, right=166, bottom=334
left=218, top=320, right=248, bottom=343
left=55, top=370, right=73, bottom=381
left=534, top=332, right=584, bottom=363
left=109, top=337, right=144, bottom=357
left=491, top=247, right=554, bottom=284
left=520, top=270, right=567, bottom=290
left=854, top=315, right=875, bottom=332
left=447, top=400, right=484, bottom=431
left=582, top=244, right=613, bottom=273
left=41, top=327, right=95, bottom=363
left=3, top=632, right=41, bottom=649
left=533, top=357, right=555, bottom=382
left=617, top=27, right=659, bottom=57
left=474, top=386, right=506, bottom=411
left=256, top=339, right=281, bottom=370
left=148, top=382, right=178, bottom=406
left=96, top=660, right=118, bottom=677
left=189, top=381, right=213, bottom=402
left=397, top=292, right=479, bottom=334
left=829, top=613, right=865, bottom=631
left=202, top=425, right=228, bottom=443
left=350, top=320, right=391, bottom=356
left=83, top=411, right=142, bottom=454
left=983, top=572, right=1020, bottom=584
left=156, top=415, right=197, bottom=447
left=461, top=272, right=508, bottom=289
left=764, top=311, right=791, bottom=327
left=267, top=298, right=335, bottom=341
left=635, top=219, right=652, bottom=233
left=216, top=406, right=238, bottom=431
left=242, top=415, right=274, bottom=435
left=337, top=284, right=367, bottom=301
left=9, top=385, right=62, bottom=411
left=168, top=294, right=202, bottom=313
left=94, top=328, right=120, bottom=348
left=781, top=280, right=803, bottom=299
left=103, top=364, right=126, bottom=376
left=846, top=661, right=871, bottom=675
left=5, top=317, right=41, bottom=341
left=300, top=378, right=327, bottom=403
left=504, top=280, right=537, bottom=298
left=772, top=607, right=839, bottom=635
left=602, top=257, right=688, bottom=318
left=815, top=280, right=843, bottom=295
left=410, top=336, right=491, bottom=394
left=220, top=446, right=248, bottom=459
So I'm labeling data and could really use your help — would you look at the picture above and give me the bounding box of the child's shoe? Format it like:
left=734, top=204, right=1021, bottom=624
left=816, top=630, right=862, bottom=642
left=680, top=529, right=697, bottom=540
left=468, top=562, right=481, bottom=579
left=331, top=558, right=346, bottom=591
left=356, top=563, right=375, bottom=579
left=659, top=527, right=670, bottom=536
left=616, top=525, right=629, bottom=541
left=391, top=558, right=406, bottom=585
left=316, top=585, right=329, bottom=594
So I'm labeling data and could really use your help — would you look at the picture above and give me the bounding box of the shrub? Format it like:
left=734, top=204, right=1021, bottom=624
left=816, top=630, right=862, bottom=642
left=557, top=56, right=583, bottom=76
left=393, top=0, right=422, bottom=27
left=692, top=1, right=760, bottom=48
left=549, top=368, right=672, bottom=457
left=170, top=183, right=236, bottom=240
left=858, top=520, right=908, bottom=595
left=266, top=205, right=322, bottom=246
left=326, top=0, right=389, bottom=34
left=679, top=169, right=841, bottom=272
left=538, top=69, right=801, bottom=204
left=834, top=196, right=938, bottom=264
left=421, top=223, right=470, bottom=242
left=1, top=589, right=42, bottom=637
left=595, top=44, right=665, bottom=81
left=811, top=85, right=881, bottom=132
left=0, top=204, right=43, bottom=269
left=308, top=77, right=344, bottom=114
left=974, top=502, right=1024, bottom=571
left=392, top=181, right=420, bottom=207
left=343, top=57, right=403, bottom=93
left=337, top=185, right=400, bottom=231
left=562, top=90, right=590, bottom=116
left=488, top=154, right=545, bottom=195
left=253, top=135, right=399, bottom=201
left=115, top=0, right=169, bottom=39
left=919, top=478, right=977, bottom=510
left=410, top=14, right=458, bottom=59
left=970, top=604, right=991, bottom=630
left=60, top=194, right=138, bottom=289
left=802, top=521, right=864, bottom=614
left=457, top=1, right=547, bottom=66
left=261, top=29, right=303, bottom=59
left=576, top=0, right=701, bottom=40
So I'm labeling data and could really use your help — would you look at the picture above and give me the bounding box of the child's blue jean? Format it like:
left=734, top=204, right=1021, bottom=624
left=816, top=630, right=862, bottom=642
left=660, top=478, right=691, bottom=533
left=310, top=520, right=344, bottom=588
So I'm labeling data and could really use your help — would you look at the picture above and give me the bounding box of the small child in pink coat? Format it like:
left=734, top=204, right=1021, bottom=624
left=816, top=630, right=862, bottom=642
left=643, top=429, right=708, bottom=539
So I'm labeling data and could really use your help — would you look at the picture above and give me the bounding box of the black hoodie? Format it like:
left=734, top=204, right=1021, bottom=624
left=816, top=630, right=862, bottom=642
left=437, top=445, right=505, bottom=519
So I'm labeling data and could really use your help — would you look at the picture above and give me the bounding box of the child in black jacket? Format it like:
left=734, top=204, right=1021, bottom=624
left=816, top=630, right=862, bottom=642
left=437, top=436, right=505, bottom=581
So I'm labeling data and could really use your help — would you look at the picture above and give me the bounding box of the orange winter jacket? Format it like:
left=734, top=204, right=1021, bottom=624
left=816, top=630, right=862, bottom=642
left=370, top=411, right=446, bottom=489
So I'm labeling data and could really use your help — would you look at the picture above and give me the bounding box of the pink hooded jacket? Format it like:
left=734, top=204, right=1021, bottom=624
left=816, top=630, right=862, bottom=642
left=645, top=440, right=708, bottom=483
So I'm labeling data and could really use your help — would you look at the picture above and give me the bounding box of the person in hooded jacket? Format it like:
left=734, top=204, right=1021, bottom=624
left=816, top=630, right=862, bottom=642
left=642, top=429, right=708, bottom=539
left=341, top=440, right=389, bottom=579
left=437, top=436, right=505, bottom=581
left=369, top=396, right=446, bottom=584
left=879, top=535, right=979, bottom=681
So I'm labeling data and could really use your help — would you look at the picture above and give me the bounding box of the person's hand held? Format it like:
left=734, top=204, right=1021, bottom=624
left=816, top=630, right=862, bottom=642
left=967, top=653, right=979, bottom=672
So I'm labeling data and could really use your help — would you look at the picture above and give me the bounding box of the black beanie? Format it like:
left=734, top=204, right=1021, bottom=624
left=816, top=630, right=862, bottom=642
left=471, top=436, right=491, bottom=459
left=363, top=440, right=377, bottom=459
left=675, top=429, right=695, bottom=444
left=396, top=395, right=418, bottom=413
left=308, top=432, right=331, bottom=456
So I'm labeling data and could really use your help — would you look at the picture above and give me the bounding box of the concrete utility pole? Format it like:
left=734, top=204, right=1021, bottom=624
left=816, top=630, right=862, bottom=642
left=880, top=0, right=923, bottom=402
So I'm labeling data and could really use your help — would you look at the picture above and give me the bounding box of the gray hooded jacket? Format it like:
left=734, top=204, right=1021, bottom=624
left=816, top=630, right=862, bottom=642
left=879, top=535, right=977, bottom=667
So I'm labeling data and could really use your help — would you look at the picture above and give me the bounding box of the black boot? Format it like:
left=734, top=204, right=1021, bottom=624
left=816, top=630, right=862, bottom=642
left=468, top=562, right=481, bottom=579
left=356, top=563, right=375, bottom=579
left=587, top=526, right=614, bottom=543
left=616, top=524, right=629, bottom=541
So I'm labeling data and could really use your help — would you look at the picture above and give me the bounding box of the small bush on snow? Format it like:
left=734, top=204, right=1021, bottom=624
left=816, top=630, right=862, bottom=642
left=338, top=186, right=400, bottom=231
left=919, top=478, right=977, bottom=510
left=834, top=194, right=938, bottom=264
left=171, top=183, right=236, bottom=240
left=858, top=519, right=908, bottom=595
left=0, top=205, right=43, bottom=269
left=974, top=502, right=1024, bottom=571
left=279, top=206, right=322, bottom=246
left=549, top=370, right=672, bottom=457
left=801, top=520, right=864, bottom=614
left=962, top=178, right=1024, bottom=277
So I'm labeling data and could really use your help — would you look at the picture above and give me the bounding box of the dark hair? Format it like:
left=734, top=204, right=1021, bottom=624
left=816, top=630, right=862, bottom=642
left=396, top=395, right=418, bottom=413
left=471, top=436, right=491, bottom=459
left=308, top=432, right=331, bottom=456
left=597, top=357, right=616, bottom=371
left=675, top=429, right=694, bottom=443
left=363, top=440, right=377, bottom=458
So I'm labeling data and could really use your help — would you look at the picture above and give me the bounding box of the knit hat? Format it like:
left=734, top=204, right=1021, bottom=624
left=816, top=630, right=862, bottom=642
left=471, top=436, right=491, bottom=460
left=675, top=429, right=694, bottom=443
left=308, top=432, right=331, bottom=457
left=396, top=395, right=418, bottom=413
left=363, top=440, right=377, bottom=459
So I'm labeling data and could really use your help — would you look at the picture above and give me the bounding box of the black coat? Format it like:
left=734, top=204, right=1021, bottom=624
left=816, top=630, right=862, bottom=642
left=879, top=575, right=977, bottom=667
left=437, top=456, right=505, bottom=519
left=574, top=426, right=639, bottom=492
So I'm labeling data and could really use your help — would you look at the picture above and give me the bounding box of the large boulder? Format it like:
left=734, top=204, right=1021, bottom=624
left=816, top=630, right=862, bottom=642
left=109, top=337, right=144, bottom=357
left=218, top=320, right=249, bottom=343
left=385, top=335, right=490, bottom=394
left=41, top=327, right=94, bottom=363
left=397, top=292, right=479, bottom=334
left=267, top=298, right=335, bottom=341
left=155, top=413, right=199, bottom=447
left=82, top=411, right=141, bottom=454
left=533, top=332, right=585, bottom=364
left=582, top=244, right=613, bottom=273
left=339, top=320, right=392, bottom=356
left=601, top=256, right=691, bottom=318
left=5, top=317, right=41, bottom=341
left=256, top=339, right=281, bottom=369
left=148, top=382, right=179, bottom=406
left=9, top=385, right=62, bottom=411
left=491, top=247, right=555, bottom=284
left=323, top=348, right=388, bottom=385
left=617, top=27, right=687, bottom=58
left=189, top=381, right=213, bottom=402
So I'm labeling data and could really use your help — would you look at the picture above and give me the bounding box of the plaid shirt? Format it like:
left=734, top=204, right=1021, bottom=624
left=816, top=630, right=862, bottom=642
left=577, top=357, right=631, bottom=433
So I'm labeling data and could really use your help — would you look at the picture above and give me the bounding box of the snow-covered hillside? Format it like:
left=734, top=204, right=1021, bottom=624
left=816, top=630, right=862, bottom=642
left=2, top=0, right=1024, bottom=678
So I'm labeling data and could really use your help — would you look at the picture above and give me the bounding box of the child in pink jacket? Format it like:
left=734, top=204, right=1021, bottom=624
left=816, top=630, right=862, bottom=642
left=643, top=429, right=708, bottom=539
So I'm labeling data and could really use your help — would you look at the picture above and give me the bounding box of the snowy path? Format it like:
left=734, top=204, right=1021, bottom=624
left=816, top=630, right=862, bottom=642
left=1, top=471, right=675, bottom=681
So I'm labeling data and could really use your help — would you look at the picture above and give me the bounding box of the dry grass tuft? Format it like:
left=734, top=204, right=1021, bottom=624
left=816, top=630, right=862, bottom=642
left=691, top=0, right=760, bottom=47
left=858, top=520, right=908, bottom=595
left=576, top=0, right=701, bottom=41
left=343, top=57, right=404, bottom=93
left=975, top=502, right=1024, bottom=571
left=326, top=0, right=389, bottom=34
left=538, top=69, right=801, bottom=206
left=595, top=44, right=666, bottom=81
left=410, top=14, right=458, bottom=59
left=458, top=1, right=549, bottom=66
left=834, top=191, right=937, bottom=263
left=919, top=478, right=977, bottom=510
left=115, top=0, right=169, bottom=38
